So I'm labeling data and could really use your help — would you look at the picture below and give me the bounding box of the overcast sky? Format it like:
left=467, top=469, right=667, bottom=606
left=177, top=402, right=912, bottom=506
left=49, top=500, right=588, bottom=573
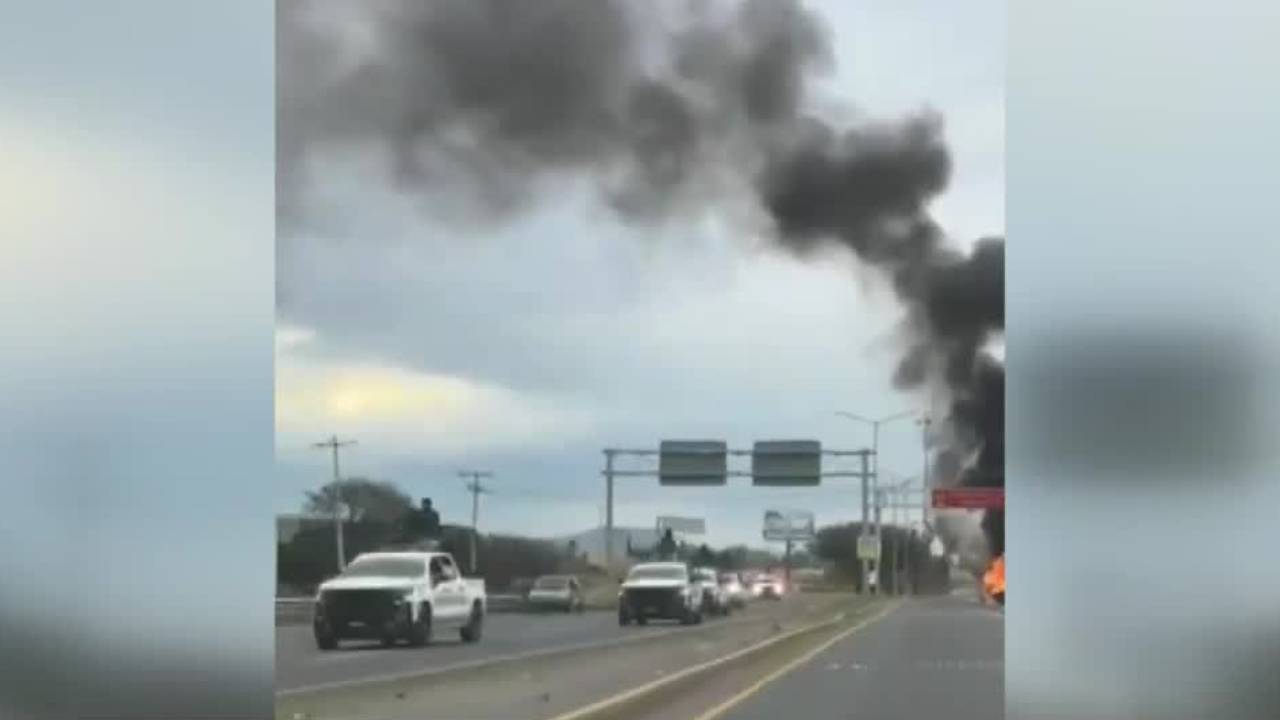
left=276, top=0, right=1005, bottom=548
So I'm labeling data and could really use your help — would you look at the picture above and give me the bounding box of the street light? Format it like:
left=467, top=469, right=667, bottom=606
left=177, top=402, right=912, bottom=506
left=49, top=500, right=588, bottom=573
left=834, top=409, right=918, bottom=504
left=834, top=409, right=917, bottom=595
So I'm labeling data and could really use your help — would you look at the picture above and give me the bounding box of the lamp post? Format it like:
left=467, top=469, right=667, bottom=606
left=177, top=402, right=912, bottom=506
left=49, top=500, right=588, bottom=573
left=835, top=410, right=917, bottom=594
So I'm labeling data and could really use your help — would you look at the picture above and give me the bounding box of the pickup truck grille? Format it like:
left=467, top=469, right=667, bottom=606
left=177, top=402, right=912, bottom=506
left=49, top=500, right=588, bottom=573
left=624, top=588, right=681, bottom=615
left=319, top=589, right=400, bottom=626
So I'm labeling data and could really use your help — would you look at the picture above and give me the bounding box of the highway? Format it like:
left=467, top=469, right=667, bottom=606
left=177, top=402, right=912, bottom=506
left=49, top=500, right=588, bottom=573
left=714, top=589, right=1003, bottom=720
left=276, top=598, right=825, bottom=694
left=275, top=589, right=1003, bottom=719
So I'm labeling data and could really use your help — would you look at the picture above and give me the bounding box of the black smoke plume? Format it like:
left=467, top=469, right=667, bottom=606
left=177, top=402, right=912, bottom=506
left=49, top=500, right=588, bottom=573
left=279, top=0, right=1004, bottom=555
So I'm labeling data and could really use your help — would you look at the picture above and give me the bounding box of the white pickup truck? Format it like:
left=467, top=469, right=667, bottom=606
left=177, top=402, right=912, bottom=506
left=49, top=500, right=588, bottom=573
left=617, top=562, right=703, bottom=626
left=312, top=551, right=486, bottom=650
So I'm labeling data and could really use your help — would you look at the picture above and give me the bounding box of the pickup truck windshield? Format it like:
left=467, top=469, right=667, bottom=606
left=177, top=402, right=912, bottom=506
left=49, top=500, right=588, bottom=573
left=340, top=558, right=426, bottom=578
left=628, top=566, right=686, bottom=581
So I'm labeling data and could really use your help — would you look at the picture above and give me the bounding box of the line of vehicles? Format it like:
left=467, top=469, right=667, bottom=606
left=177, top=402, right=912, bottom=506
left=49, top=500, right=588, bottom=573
left=617, top=562, right=786, bottom=626
left=309, top=550, right=791, bottom=650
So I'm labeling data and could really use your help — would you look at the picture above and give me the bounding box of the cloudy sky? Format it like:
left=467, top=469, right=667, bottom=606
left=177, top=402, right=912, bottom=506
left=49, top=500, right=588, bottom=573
left=276, top=0, right=1004, bottom=547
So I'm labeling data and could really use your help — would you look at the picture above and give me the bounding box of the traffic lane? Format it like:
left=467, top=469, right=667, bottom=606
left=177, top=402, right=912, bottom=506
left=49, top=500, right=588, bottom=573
left=275, top=594, right=863, bottom=720
left=276, top=596, right=811, bottom=693
left=276, top=610, right=623, bottom=692
left=721, top=595, right=1004, bottom=720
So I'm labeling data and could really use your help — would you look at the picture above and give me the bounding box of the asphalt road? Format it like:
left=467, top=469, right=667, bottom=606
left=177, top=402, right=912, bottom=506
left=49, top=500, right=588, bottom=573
left=276, top=600, right=798, bottom=693
left=719, top=590, right=1004, bottom=720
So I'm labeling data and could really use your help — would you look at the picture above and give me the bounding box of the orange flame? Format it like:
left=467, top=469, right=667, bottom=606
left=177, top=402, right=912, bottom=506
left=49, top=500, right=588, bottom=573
left=983, top=555, right=1005, bottom=601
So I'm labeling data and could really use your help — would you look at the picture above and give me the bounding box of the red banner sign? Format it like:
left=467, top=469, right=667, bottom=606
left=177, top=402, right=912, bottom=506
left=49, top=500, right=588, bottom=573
left=931, top=487, right=1004, bottom=509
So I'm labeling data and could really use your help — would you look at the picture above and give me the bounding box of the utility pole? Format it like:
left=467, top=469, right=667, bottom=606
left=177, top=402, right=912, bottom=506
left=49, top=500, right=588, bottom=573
left=859, top=450, right=871, bottom=594
left=887, top=486, right=897, bottom=595
left=872, top=421, right=881, bottom=594
left=918, top=414, right=932, bottom=530
left=604, top=450, right=616, bottom=572
left=313, top=436, right=356, bottom=572
left=784, top=538, right=793, bottom=590
left=458, top=470, right=493, bottom=574
left=874, top=488, right=885, bottom=595
left=893, top=484, right=905, bottom=594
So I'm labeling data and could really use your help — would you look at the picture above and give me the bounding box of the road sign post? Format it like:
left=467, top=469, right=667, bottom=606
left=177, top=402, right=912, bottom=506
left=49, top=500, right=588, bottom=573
left=601, top=442, right=873, bottom=586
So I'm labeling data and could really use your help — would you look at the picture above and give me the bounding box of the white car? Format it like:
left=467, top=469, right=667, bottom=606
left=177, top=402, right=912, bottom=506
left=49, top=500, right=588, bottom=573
left=691, top=566, right=731, bottom=616
left=751, top=573, right=786, bottom=599
left=718, top=572, right=750, bottom=608
left=312, top=551, right=486, bottom=650
left=526, top=575, right=585, bottom=613
left=618, top=562, right=703, bottom=626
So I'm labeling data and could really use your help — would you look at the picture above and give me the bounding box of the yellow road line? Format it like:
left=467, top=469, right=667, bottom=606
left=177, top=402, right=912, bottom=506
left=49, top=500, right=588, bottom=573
left=691, top=600, right=902, bottom=720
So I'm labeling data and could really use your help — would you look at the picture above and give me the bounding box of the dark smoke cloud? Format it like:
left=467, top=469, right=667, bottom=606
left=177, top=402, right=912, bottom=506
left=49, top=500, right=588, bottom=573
left=280, top=0, right=833, bottom=224
left=279, top=0, right=1004, bottom=553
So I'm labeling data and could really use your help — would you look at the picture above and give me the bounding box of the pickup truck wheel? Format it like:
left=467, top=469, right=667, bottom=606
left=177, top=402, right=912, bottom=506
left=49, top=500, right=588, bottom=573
left=460, top=603, right=484, bottom=643
left=314, top=623, right=338, bottom=651
left=406, top=605, right=432, bottom=647
left=636, top=616, right=647, bottom=626
left=618, top=608, right=630, bottom=626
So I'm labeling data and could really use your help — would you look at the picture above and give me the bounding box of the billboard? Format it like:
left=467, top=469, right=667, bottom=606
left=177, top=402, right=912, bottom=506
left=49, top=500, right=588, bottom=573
left=752, top=440, right=822, bottom=486
left=762, top=509, right=815, bottom=541
left=656, top=516, right=706, bottom=534
left=659, top=440, right=728, bottom=485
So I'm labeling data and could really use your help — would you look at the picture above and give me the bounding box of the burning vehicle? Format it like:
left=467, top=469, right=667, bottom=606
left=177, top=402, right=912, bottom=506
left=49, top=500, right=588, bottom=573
left=983, top=555, right=1005, bottom=606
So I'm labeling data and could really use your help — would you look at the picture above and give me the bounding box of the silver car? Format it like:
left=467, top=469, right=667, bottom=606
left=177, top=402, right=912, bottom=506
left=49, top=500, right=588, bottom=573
left=526, top=575, right=584, bottom=613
